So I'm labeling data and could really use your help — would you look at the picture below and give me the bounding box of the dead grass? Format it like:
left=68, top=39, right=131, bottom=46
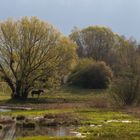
left=125, top=106, right=140, bottom=118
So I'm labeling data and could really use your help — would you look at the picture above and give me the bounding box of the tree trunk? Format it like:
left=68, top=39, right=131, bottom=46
left=11, top=90, right=28, bottom=100
left=11, top=80, right=29, bottom=100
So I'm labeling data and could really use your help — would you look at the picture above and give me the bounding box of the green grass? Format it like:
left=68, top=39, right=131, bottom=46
left=1, top=108, right=135, bottom=121
left=1, top=87, right=140, bottom=140
left=77, top=109, right=140, bottom=140
left=79, top=122, right=140, bottom=140
left=77, top=109, right=137, bottom=124
left=2, top=108, right=140, bottom=140
left=0, top=94, right=10, bottom=101
left=0, top=87, right=108, bottom=104
left=0, top=109, right=75, bottom=116
left=44, top=87, right=107, bottom=100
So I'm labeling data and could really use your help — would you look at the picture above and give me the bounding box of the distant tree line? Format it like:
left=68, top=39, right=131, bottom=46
left=70, top=26, right=140, bottom=106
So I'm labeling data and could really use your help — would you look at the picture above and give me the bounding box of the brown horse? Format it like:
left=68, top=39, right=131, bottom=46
left=31, top=89, right=44, bottom=98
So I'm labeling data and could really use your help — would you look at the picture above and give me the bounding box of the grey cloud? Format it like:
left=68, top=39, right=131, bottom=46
left=0, top=0, right=140, bottom=41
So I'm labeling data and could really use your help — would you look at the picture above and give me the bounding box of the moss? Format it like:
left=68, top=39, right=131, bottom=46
left=77, top=109, right=136, bottom=125
left=79, top=122, right=140, bottom=140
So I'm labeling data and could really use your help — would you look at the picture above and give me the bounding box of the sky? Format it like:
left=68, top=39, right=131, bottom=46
left=0, top=0, right=140, bottom=41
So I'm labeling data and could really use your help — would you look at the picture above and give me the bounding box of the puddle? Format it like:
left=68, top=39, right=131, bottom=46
left=106, top=120, right=139, bottom=123
left=90, top=124, right=102, bottom=127
left=0, top=106, right=31, bottom=111
left=71, top=131, right=86, bottom=138
left=0, top=109, right=11, bottom=112
left=15, top=126, right=78, bottom=137
left=3, top=124, right=15, bottom=140
left=1, top=125, right=81, bottom=140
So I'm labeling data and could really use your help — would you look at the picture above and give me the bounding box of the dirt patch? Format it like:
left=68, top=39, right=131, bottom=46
left=125, top=106, right=140, bottom=118
left=0, top=116, right=14, bottom=124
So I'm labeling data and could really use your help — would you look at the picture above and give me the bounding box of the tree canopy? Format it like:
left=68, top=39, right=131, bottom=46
left=0, top=17, right=77, bottom=99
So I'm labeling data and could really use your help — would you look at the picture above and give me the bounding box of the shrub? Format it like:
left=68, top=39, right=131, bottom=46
left=110, top=75, right=140, bottom=106
left=68, top=59, right=113, bottom=89
left=110, top=46, right=140, bottom=106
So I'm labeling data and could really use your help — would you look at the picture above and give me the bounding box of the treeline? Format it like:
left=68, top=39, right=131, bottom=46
left=0, top=17, right=139, bottom=106
left=70, top=26, right=140, bottom=106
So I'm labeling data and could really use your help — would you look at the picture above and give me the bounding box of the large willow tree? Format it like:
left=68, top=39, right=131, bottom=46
left=0, top=17, right=77, bottom=99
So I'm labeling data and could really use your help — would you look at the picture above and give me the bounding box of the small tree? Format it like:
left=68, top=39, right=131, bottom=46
left=111, top=40, right=140, bottom=106
left=68, top=60, right=113, bottom=89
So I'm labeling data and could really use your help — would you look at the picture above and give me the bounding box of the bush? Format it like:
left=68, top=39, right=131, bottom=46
left=110, top=75, right=140, bottom=106
left=110, top=47, right=140, bottom=106
left=68, top=59, right=113, bottom=89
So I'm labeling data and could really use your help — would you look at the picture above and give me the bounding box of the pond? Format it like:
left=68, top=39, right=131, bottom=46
left=0, top=109, right=81, bottom=139
left=1, top=125, right=80, bottom=140
left=15, top=126, right=78, bottom=137
left=0, top=109, right=11, bottom=112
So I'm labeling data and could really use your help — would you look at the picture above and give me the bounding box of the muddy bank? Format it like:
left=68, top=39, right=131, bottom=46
left=0, top=103, right=87, bottom=110
left=0, top=106, right=32, bottom=111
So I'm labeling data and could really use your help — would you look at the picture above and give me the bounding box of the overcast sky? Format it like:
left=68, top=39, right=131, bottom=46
left=0, top=0, right=140, bottom=41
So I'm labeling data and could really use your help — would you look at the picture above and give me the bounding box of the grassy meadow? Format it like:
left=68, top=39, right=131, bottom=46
left=0, top=87, right=140, bottom=140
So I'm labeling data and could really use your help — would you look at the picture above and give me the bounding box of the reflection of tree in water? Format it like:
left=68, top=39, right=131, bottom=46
left=1, top=124, right=16, bottom=140
left=15, top=126, right=77, bottom=138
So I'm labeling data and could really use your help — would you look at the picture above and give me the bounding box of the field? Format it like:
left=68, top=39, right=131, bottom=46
left=0, top=87, right=140, bottom=140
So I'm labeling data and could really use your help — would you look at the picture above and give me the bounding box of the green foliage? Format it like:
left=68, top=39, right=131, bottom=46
left=0, top=17, right=77, bottom=99
left=70, top=26, right=117, bottom=63
left=111, top=76, right=140, bottom=106
left=110, top=40, right=140, bottom=106
left=39, top=37, right=78, bottom=89
left=68, top=60, right=113, bottom=89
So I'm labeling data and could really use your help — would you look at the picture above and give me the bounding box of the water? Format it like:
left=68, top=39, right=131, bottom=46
left=15, top=126, right=78, bottom=138
left=1, top=125, right=79, bottom=140
left=0, top=109, right=11, bottom=112
left=3, top=124, right=16, bottom=140
left=0, top=109, right=80, bottom=139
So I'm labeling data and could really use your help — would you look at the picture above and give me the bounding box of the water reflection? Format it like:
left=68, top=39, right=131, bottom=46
left=0, top=109, right=11, bottom=112
left=15, top=126, right=77, bottom=138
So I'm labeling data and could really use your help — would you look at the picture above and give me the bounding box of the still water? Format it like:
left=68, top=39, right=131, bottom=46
left=0, top=109, right=11, bottom=112
left=1, top=125, right=79, bottom=140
